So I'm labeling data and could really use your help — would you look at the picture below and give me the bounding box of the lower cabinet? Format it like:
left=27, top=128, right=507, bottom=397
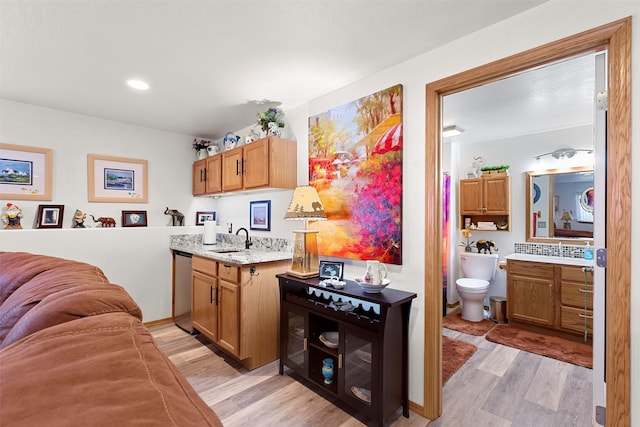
left=278, top=274, right=416, bottom=427
left=191, top=255, right=289, bottom=370
left=506, top=259, right=594, bottom=339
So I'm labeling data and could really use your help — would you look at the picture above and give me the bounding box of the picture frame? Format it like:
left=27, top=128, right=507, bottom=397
left=88, top=154, right=148, bottom=203
left=249, top=200, right=271, bottom=231
left=319, top=261, right=344, bottom=280
left=36, top=204, right=64, bottom=229
left=0, top=143, right=53, bottom=200
left=196, top=211, right=216, bottom=226
left=122, top=210, right=147, bottom=227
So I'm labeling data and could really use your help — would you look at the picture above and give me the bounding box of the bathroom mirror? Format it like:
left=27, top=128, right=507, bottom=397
left=525, top=166, right=594, bottom=244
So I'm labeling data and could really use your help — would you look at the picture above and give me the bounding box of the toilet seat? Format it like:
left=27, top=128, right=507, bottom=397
left=456, top=278, right=489, bottom=293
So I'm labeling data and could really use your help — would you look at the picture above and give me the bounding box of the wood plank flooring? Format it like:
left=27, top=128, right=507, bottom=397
left=149, top=322, right=592, bottom=426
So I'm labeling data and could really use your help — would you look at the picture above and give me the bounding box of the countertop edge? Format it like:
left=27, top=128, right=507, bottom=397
left=171, top=244, right=292, bottom=265
left=504, top=253, right=594, bottom=267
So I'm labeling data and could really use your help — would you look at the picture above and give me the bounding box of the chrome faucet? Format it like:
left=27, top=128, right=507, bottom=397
left=236, top=227, right=253, bottom=250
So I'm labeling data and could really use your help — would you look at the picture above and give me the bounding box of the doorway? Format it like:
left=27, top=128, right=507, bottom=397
left=422, top=18, right=631, bottom=425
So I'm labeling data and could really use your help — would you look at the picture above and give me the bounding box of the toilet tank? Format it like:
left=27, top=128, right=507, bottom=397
left=459, top=252, right=499, bottom=281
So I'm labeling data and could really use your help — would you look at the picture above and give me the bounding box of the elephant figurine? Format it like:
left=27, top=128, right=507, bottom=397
left=476, top=239, right=498, bottom=254
left=90, top=215, right=116, bottom=227
left=164, top=207, right=185, bottom=226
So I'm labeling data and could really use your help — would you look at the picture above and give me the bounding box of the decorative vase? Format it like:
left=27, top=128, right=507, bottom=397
left=321, top=358, right=334, bottom=385
left=267, top=122, right=281, bottom=137
left=206, top=145, right=219, bottom=157
left=197, top=149, right=207, bottom=160
left=464, top=246, right=472, bottom=252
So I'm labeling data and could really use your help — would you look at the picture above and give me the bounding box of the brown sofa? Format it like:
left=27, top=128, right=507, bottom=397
left=0, top=251, right=222, bottom=427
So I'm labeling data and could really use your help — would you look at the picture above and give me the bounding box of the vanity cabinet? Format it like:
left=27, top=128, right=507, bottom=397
left=192, top=156, right=222, bottom=195
left=459, top=175, right=510, bottom=229
left=221, top=136, right=297, bottom=192
left=278, top=274, right=416, bottom=427
left=191, top=255, right=289, bottom=370
left=506, top=259, right=594, bottom=339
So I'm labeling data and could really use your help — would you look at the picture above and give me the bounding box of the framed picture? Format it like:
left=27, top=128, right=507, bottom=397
left=319, top=261, right=344, bottom=280
left=88, top=154, right=148, bottom=203
left=36, top=204, right=64, bottom=229
left=249, top=200, right=271, bottom=231
left=122, top=210, right=147, bottom=227
left=196, top=211, right=216, bottom=226
left=0, top=143, right=53, bottom=200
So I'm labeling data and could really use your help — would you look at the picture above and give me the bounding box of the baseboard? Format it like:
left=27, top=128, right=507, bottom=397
left=144, top=317, right=172, bottom=327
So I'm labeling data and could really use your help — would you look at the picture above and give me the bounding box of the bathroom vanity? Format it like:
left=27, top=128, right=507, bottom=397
left=505, top=254, right=593, bottom=341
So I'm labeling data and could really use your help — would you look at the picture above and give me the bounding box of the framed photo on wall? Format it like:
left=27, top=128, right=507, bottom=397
left=122, top=210, right=147, bottom=227
left=196, top=211, right=216, bottom=226
left=36, top=204, right=64, bottom=229
left=249, top=200, right=271, bottom=231
left=319, top=261, right=344, bottom=280
left=0, top=143, right=53, bottom=201
left=88, top=154, right=148, bottom=203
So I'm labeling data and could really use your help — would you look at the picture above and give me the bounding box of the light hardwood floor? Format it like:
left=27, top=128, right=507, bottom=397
left=149, top=323, right=592, bottom=426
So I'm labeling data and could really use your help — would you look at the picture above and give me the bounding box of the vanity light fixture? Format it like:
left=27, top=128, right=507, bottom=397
left=126, top=79, right=150, bottom=90
left=534, top=147, right=593, bottom=161
left=284, top=186, right=327, bottom=278
left=442, top=125, right=465, bottom=137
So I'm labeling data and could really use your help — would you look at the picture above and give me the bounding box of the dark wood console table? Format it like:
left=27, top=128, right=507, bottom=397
left=277, top=274, right=416, bottom=427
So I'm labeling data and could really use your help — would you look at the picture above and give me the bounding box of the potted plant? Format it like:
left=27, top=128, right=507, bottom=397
left=460, top=228, right=475, bottom=252
left=257, top=107, right=285, bottom=136
left=480, top=164, right=510, bottom=176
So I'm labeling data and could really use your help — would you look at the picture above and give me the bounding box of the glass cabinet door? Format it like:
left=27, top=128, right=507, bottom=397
left=283, top=303, right=307, bottom=375
left=342, top=326, right=375, bottom=408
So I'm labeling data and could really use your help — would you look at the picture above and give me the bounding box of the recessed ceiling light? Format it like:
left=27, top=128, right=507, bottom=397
left=127, top=79, right=150, bottom=90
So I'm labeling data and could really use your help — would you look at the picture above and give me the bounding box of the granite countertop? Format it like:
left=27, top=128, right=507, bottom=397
left=504, top=253, right=594, bottom=267
left=171, top=240, right=292, bottom=265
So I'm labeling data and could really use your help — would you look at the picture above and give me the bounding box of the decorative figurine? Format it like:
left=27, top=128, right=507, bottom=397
left=72, top=209, right=87, bottom=228
left=223, top=132, right=240, bottom=151
left=321, top=358, right=334, bottom=385
left=90, top=214, right=116, bottom=227
left=476, top=239, right=498, bottom=254
left=164, top=207, right=185, bottom=226
left=2, top=203, right=23, bottom=229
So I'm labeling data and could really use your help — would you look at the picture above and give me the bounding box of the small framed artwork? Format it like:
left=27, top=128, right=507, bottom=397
left=196, top=211, right=216, bottom=226
left=36, top=204, right=64, bottom=229
left=88, top=154, right=148, bottom=203
left=0, top=143, right=53, bottom=201
left=122, top=210, right=147, bottom=227
left=249, top=200, right=271, bottom=231
left=319, top=261, right=344, bottom=280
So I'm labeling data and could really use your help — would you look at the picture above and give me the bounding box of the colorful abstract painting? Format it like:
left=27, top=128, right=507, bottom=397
left=308, top=84, right=403, bottom=265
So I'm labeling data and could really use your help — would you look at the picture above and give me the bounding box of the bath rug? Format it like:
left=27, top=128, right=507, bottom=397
left=442, top=312, right=496, bottom=336
left=442, top=335, right=477, bottom=383
left=486, top=324, right=592, bottom=369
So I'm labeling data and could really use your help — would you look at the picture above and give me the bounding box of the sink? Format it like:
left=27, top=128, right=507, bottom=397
left=205, top=248, right=241, bottom=254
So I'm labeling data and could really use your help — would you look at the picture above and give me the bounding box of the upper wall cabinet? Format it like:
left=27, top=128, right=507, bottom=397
left=459, top=174, right=511, bottom=230
left=193, top=136, right=297, bottom=196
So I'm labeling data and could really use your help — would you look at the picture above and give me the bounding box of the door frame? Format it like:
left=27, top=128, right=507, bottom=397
left=423, top=18, right=631, bottom=424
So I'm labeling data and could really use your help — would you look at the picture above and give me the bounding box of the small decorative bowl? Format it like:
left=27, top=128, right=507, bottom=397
left=354, top=278, right=391, bottom=293
left=319, top=332, right=339, bottom=349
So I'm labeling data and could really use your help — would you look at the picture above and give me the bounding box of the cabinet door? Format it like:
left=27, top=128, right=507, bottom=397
left=341, top=325, right=376, bottom=413
left=217, top=279, right=240, bottom=356
left=507, top=274, right=555, bottom=327
left=205, top=155, right=222, bottom=194
left=192, top=160, right=207, bottom=195
left=243, top=139, right=270, bottom=189
left=192, top=271, right=217, bottom=341
left=281, top=302, right=308, bottom=376
left=222, top=149, right=243, bottom=191
left=459, top=179, right=483, bottom=214
left=484, top=175, right=510, bottom=214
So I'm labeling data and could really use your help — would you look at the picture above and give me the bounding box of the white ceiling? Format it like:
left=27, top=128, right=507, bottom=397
left=0, top=0, right=548, bottom=140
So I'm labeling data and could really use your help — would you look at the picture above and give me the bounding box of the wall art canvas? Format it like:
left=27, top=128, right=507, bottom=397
left=308, top=84, right=403, bottom=264
left=0, top=143, right=53, bottom=200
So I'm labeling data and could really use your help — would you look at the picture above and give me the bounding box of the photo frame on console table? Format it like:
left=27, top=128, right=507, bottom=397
left=319, top=261, right=344, bottom=280
left=0, top=143, right=53, bottom=201
left=88, top=154, right=148, bottom=203
left=36, top=204, right=64, bottom=229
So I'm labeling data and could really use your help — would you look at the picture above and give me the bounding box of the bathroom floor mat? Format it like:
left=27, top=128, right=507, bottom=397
left=442, top=335, right=477, bottom=384
left=486, top=324, right=592, bottom=369
left=442, top=312, right=496, bottom=336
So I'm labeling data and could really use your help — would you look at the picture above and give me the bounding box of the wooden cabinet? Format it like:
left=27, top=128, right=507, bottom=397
left=459, top=174, right=510, bottom=230
left=278, top=274, right=416, bottom=427
left=192, top=159, right=207, bottom=196
left=192, top=156, right=222, bottom=195
left=506, top=260, right=594, bottom=339
left=191, top=255, right=289, bottom=370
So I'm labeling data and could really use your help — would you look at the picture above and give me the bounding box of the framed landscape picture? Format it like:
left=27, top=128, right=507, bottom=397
left=0, top=143, right=53, bottom=200
left=88, top=154, right=148, bottom=203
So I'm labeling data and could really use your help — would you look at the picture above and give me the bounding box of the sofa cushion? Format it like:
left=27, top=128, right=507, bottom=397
left=0, top=312, right=223, bottom=426
left=0, top=252, right=142, bottom=347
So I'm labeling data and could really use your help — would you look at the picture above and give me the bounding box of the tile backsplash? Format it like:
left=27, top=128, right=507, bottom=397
left=514, top=242, right=588, bottom=259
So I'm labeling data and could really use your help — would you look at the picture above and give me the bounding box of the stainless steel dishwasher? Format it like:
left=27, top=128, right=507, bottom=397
left=173, top=251, right=195, bottom=334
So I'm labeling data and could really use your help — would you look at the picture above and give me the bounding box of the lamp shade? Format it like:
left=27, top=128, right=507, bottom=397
left=284, top=186, right=327, bottom=221
left=560, top=211, right=574, bottom=221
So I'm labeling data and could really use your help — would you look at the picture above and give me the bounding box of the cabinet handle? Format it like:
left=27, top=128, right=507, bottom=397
left=200, top=169, right=203, bottom=182
left=578, top=313, right=593, bottom=319
left=303, top=337, right=307, bottom=351
left=235, top=159, right=239, bottom=175
left=209, top=286, right=214, bottom=304
left=203, top=168, right=207, bottom=181
left=338, top=353, right=343, bottom=369
left=578, top=288, right=594, bottom=294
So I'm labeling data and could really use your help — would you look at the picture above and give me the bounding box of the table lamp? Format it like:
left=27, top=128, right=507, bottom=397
left=284, top=186, right=327, bottom=278
left=560, top=210, right=573, bottom=229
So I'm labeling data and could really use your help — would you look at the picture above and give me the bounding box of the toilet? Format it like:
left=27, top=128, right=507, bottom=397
left=456, top=252, right=499, bottom=322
